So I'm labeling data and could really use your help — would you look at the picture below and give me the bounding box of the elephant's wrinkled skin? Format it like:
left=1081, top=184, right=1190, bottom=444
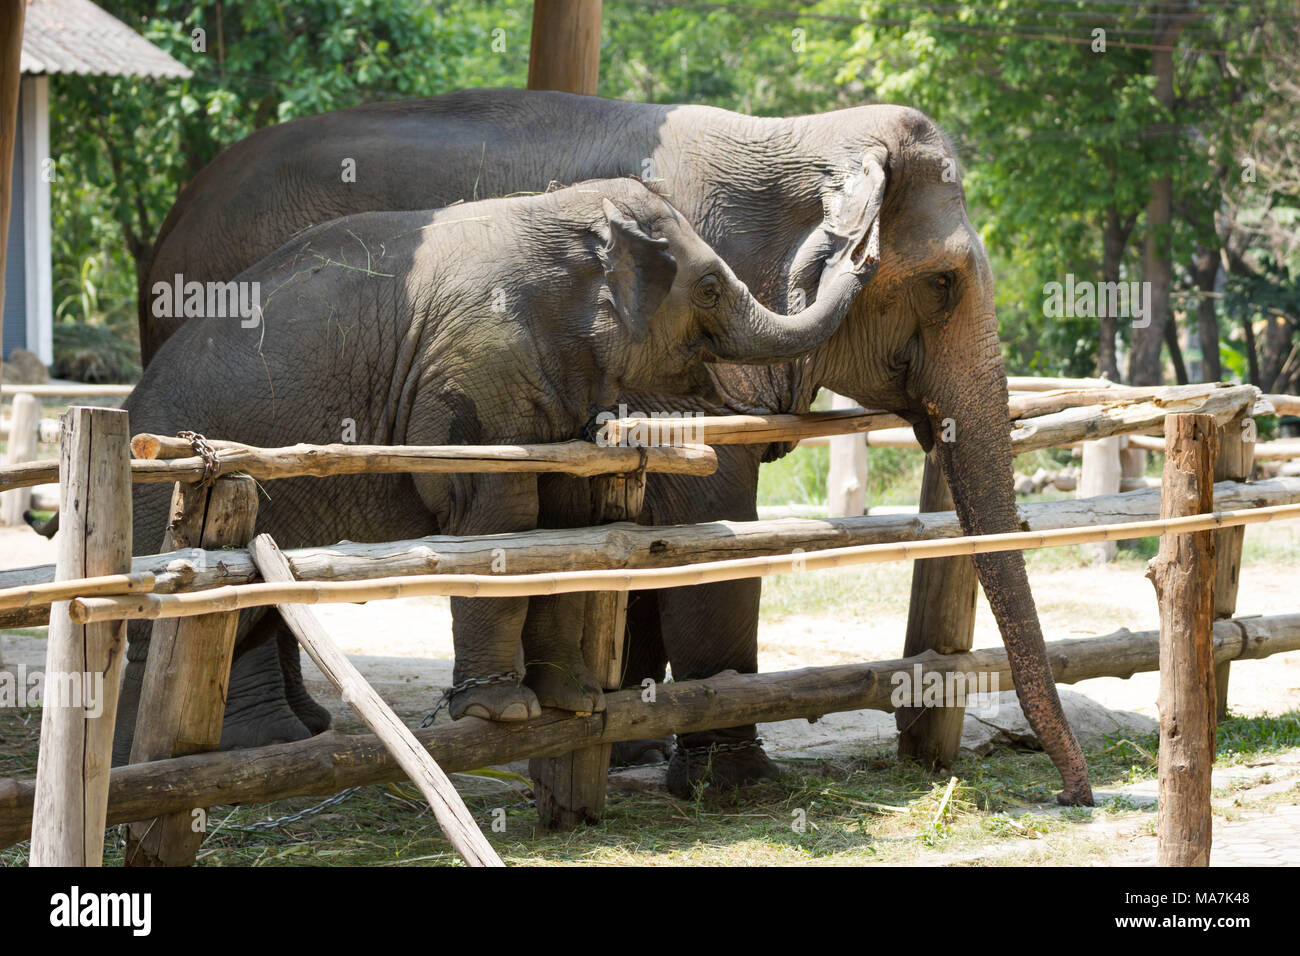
left=113, top=178, right=869, bottom=763
left=137, top=90, right=1093, bottom=805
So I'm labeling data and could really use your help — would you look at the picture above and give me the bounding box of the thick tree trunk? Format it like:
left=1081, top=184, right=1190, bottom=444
left=1098, top=207, right=1135, bottom=382
left=1194, top=247, right=1222, bottom=383
left=1165, top=314, right=1190, bottom=385
left=1149, top=414, right=1217, bottom=867
left=1129, top=13, right=1181, bottom=387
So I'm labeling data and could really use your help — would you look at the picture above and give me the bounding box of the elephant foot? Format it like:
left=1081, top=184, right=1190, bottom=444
left=278, top=629, right=332, bottom=734
left=666, top=727, right=780, bottom=798
left=448, top=678, right=542, bottom=722
left=219, top=705, right=313, bottom=750
left=1056, top=782, right=1095, bottom=807
left=525, top=660, right=605, bottom=714
left=219, top=636, right=313, bottom=750
left=611, top=736, right=674, bottom=767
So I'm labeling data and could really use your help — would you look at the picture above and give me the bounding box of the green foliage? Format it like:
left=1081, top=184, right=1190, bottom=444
left=52, top=321, right=141, bottom=383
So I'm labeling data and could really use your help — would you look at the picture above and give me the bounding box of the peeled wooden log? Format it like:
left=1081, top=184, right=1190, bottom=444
left=68, top=502, right=1300, bottom=624
left=130, top=434, right=247, bottom=459
left=1010, top=383, right=1259, bottom=421
left=0, top=571, right=156, bottom=612
left=1264, top=393, right=1300, bottom=416
left=0, top=417, right=60, bottom=444
left=1011, top=385, right=1261, bottom=453
left=4, top=477, right=1299, bottom=629
left=0, top=440, right=718, bottom=492
left=0, top=383, right=132, bottom=398
left=1, top=612, right=1297, bottom=849
left=600, top=407, right=908, bottom=446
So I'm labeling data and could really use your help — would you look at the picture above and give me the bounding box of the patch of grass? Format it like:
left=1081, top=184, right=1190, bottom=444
left=757, top=445, right=829, bottom=508
left=1215, top=710, right=1300, bottom=764
left=759, top=564, right=911, bottom=622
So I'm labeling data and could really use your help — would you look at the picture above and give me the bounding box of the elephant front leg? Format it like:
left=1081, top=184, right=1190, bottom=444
left=448, top=595, right=541, bottom=721
left=522, top=593, right=605, bottom=714
left=436, top=472, right=543, bottom=722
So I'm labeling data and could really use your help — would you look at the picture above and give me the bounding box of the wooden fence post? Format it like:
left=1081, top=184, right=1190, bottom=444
left=527, top=0, right=602, bottom=96
left=530, top=469, right=645, bottom=828
left=826, top=391, right=867, bottom=517
left=1150, top=413, right=1217, bottom=867
left=896, top=451, right=978, bottom=767
left=1, top=392, right=38, bottom=525
left=1211, top=410, right=1255, bottom=720
left=125, top=475, right=258, bottom=866
left=29, top=406, right=131, bottom=866
left=1079, top=435, right=1122, bottom=562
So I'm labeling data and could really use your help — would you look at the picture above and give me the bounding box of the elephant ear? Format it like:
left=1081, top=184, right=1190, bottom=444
left=596, top=198, right=678, bottom=341
left=820, top=150, right=887, bottom=288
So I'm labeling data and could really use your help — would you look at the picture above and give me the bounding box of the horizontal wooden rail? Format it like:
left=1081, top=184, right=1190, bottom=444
left=4, top=477, right=1298, bottom=629
left=0, top=417, right=59, bottom=444
left=68, top=501, right=1300, bottom=624
left=1, top=611, right=1296, bottom=848
left=0, top=440, right=718, bottom=493
left=0, top=572, right=156, bottom=612
left=1, top=383, right=133, bottom=398
left=600, top=383, right=1263, bottom=450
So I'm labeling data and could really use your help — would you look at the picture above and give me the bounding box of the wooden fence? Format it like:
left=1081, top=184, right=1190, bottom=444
left=0, top=380, right=1298, bottom=867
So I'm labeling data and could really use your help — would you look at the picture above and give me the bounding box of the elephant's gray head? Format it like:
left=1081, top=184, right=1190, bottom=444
left=797, top=108, right=1091, bottom=803
left=584, top=180, right=875, bottom=400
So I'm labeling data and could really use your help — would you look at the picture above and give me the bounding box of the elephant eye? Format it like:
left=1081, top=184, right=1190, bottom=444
left=931, top=272, right=957, bottom=305
left=692, top=274, right=722, bottom=309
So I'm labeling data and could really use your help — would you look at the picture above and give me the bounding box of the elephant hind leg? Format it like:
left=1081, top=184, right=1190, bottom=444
left=609, top=591, right=674, bottom=767
left=657, top=579, right=781, bottom=797
left=219, top=622, right=312, bottom=751
left=276, top=620, right=332, bottom=734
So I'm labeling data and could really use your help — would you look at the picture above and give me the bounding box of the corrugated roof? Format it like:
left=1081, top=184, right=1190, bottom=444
left=20, top=0, right=193, bottom=79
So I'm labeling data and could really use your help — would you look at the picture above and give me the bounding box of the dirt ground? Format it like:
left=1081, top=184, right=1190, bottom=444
left=3, top=518, right=1298, bottom=865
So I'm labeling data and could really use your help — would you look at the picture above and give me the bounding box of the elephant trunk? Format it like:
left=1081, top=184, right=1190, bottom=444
left=928, top=335, right=1094, bottom=806
left=710, top=270, right=869, bottom=364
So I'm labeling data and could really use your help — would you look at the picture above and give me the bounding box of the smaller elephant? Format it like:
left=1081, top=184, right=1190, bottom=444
left=116, top=177, right=875, bottom=755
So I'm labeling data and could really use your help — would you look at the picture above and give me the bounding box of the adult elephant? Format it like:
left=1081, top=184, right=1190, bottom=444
left=138, top=89, right=1093, bottom=806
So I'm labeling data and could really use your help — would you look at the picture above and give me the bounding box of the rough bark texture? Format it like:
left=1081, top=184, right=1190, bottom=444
left=29, top=407, right=132, bottom=866
left=897, top=454, right=977, bottom=768
left=125, top=477, right=258, bottom=867
left=1194, top=247, right=1223, bottom=383
left=1211, top=412, right=1255, bottom=720
left=3, top=477, right=1296, bottom=622
left=1148, top=413, right=1217, bottom=867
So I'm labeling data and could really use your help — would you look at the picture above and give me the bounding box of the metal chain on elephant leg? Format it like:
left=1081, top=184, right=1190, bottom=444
left=417, top=671, right=523, bottom=729
left=676, top=736, right=765, bottom=759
